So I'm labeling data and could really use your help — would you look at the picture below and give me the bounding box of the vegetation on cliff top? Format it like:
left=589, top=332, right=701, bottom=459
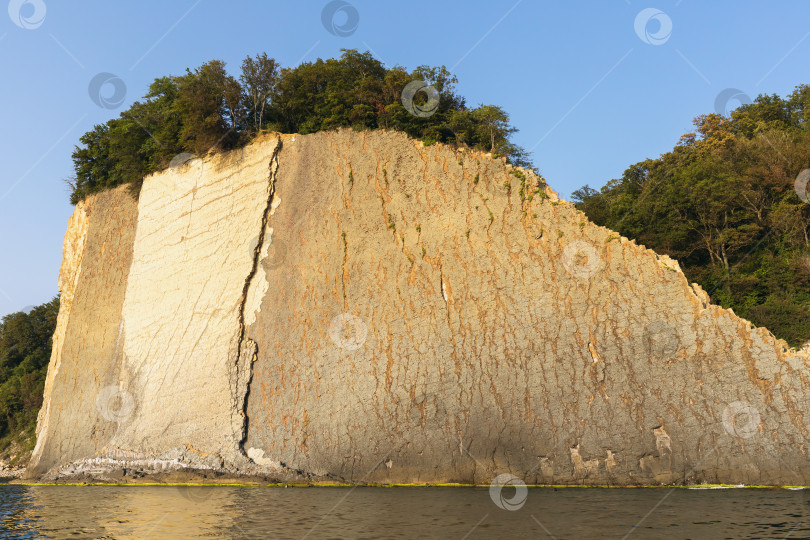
left=65, top=49, right=809, bottom=347
left=573, top=85, right=810, bottom=348
left=0, top=297, right=58, bottom=465
left=69, top=49, right=531, bottom=204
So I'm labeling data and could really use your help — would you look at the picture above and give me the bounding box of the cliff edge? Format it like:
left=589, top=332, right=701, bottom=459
left=25, top=129, right=810, bottom=486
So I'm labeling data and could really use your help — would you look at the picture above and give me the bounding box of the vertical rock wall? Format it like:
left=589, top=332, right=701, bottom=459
left=27, top=130, right=810, bottom=485
left=28, top=138, right=283, bottom=478
left=101, top=137, right=282, bottom=469
left=27, top=187, right=138, bottom=476
left=243, top=130, right=810, bottom=485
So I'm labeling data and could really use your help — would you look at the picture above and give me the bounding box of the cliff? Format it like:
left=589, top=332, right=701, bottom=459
left=25, top=130, right=810, bottom=486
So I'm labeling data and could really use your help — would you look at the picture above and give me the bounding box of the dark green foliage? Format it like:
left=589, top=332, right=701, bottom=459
left=0, top=297, right=59, bottom=458
left=175, top=60, right=246, bottom=154
left=69, top=49, right=532, bottom=203
left=241, top=52, right=279, bottom=134
left=575, top=85, right=810, bottom=347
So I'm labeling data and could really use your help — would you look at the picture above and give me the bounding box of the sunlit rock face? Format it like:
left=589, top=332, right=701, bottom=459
left=26, top=130, right=810, bottom=486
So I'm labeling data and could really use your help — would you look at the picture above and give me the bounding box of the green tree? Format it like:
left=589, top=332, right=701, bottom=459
left=574, top=86, right=810, bottom=347
left=0, top=297, right=59, bottom=459
left=471, top=105, right=515, bottom=153
left=69, top=50, right=533, bottom=204
left=175, top=60, right=245, bottom=154
left=240, top=53, right=279, bottom=134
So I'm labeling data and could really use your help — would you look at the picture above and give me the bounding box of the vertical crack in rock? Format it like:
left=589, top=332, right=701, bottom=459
left=31, top=131, right=810, bottom=485
left=230, top=136, right=283, bottom=461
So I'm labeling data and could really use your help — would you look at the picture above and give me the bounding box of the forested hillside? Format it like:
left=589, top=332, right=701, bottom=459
left=0, top=298, right=58, bottom=465
left=69, top=49, right=530, bottom=203
left=574, top=86, right=810, bottom=347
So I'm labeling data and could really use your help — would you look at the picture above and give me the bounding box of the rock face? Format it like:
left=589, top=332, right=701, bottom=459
left=26, top=130, right=810, bottom=485
left=28, top=186, right=137, bottom=477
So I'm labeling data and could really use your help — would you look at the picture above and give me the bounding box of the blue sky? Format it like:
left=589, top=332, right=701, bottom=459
left=1, top=0, right=808, bottom=317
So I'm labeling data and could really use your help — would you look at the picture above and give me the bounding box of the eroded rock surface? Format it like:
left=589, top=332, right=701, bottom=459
left=27, top=187, right=137, bottom=478
left=26, top=130, right=810, bottom=485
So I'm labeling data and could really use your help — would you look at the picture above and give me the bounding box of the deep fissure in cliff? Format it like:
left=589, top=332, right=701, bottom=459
left=232, top=137, right=283, bottom=456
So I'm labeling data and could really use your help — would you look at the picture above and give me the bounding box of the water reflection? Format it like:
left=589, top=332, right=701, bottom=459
left=1, top=485, right=809, bottom=538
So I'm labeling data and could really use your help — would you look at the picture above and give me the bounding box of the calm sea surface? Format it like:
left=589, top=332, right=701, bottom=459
left=1, top=485, right=809, bottom=539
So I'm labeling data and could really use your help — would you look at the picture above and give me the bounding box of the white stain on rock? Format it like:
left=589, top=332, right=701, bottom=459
left=246, top=447, right=281, bottom=469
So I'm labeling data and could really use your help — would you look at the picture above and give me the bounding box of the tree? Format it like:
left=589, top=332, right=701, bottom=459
left=571, top=185, right=598, bottom=204
left=69, top=50, right=534, bottom=204
left=574, top=86, right=810, bottom=347
left=71, top=123, right=113, bottom=204
left=175, top=60, right=244, bottom=155
left=240, top=53, right=279, bottom=134
left=0, top=297, right=59, bottom=454
left=471, top=105, right=516, bottom=153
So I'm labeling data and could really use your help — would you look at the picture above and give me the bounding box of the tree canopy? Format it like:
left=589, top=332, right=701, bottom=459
left=69, top=49, right=531, bottom=204
left=574, top=85, right=810, bottom=347
left=0, top=297, right=58, bottom=462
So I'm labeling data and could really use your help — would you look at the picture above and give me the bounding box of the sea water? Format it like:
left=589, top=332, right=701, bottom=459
left=1, top=485, right=809, bottom=538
